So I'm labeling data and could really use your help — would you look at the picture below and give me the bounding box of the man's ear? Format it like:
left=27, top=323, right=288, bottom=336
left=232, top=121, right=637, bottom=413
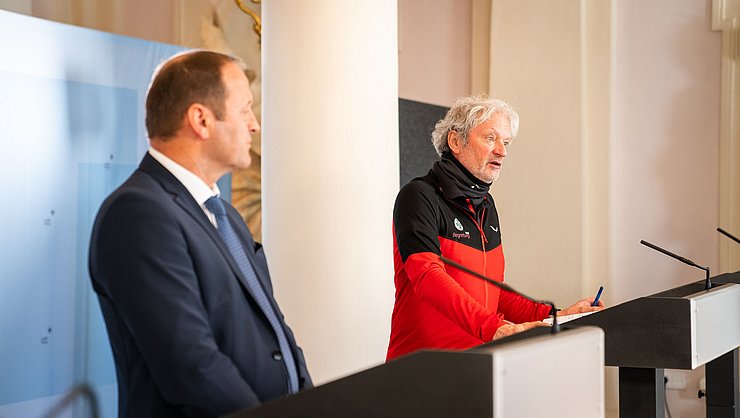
left=447, top=130, right=461, bottom=155
left=185, top=103, right=212, bottom=139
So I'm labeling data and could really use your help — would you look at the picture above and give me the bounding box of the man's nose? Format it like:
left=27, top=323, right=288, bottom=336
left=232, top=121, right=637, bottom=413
left=248, top=115, right=261, bottom=134
left=493, top=140, right=507, bottom=157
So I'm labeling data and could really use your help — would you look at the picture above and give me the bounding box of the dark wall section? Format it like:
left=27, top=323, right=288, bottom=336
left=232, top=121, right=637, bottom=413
left=399, top=98, right=449, bottom=186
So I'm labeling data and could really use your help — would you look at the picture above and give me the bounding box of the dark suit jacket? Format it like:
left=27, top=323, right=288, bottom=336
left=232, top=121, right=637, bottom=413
left=89, top=153, right=311, bottom=418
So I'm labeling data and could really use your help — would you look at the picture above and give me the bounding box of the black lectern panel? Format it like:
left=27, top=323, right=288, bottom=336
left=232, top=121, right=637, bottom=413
left=225, top=351, right=493, bottom=418
left=713, top=271, right=740, bottom=286
left=568, top=296, right=692, bottom=368
left=568, top=272, right=740, bottom=369
left=565, top=271, right=740, bottom=418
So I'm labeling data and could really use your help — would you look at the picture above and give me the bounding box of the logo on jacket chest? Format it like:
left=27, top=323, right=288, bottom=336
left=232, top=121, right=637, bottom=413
left=440, top=210, right=502, bottom=249
left=454, top=218, right=464, bottom=231
left=452, top=218, right=471, bottom=240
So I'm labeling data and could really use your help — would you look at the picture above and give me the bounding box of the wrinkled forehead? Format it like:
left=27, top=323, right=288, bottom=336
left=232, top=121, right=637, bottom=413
left=470, top=112, right=514, bottom=135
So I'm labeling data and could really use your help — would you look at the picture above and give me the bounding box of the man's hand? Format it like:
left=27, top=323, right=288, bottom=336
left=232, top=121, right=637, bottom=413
left=493, top=321, right=548, bottom=340
left=558, top=297, right=605, bottom=317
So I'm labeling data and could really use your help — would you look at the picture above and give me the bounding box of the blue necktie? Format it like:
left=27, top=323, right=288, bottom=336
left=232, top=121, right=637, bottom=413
left=205, top=196, right=299, bottom=394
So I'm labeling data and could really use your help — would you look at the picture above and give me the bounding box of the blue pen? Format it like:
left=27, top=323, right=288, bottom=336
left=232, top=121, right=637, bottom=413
left=592, top=286, right=604, bottom=306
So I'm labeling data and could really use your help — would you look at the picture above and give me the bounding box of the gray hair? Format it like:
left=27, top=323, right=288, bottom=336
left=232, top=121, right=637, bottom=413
left=431, top=96, right=519, bottom=156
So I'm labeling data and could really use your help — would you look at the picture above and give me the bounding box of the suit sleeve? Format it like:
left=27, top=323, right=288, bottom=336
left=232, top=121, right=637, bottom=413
left=91, top=192, right=260, bottom=416
left=393, top=183, right=504, bottom=341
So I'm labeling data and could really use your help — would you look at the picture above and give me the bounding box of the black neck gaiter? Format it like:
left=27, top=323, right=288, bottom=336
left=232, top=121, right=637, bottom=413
left=431, top=152, right=492, bottom=207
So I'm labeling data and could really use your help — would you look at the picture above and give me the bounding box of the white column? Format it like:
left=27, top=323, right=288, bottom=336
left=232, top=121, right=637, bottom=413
left=262, top=1, right=398, bottom=384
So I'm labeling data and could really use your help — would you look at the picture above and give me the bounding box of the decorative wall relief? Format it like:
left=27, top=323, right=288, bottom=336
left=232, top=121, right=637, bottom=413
left=178, top=0, right=264, bottom=241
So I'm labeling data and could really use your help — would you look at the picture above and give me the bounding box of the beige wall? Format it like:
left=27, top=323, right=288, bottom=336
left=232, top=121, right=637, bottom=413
left=0, top=0, right=29, bottom=14
left=27, top=0, right=176, bottom=44
left=612, top=1, right=721, bottom=416
left=487, top=0, right=722, bottom=417
left=489, top=0, right=592, bottom=307
left=612, top=0, right=720, bottom=300
left=398, top=0, right=472, bottom=106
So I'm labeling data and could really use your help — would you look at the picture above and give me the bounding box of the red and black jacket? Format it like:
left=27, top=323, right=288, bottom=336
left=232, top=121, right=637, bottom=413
left=387, top=161, right=551, bottom=360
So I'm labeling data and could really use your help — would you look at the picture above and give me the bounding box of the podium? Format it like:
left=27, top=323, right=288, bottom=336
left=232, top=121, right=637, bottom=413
left=225, top=327, right=604, bottom=418
left=569, top=271, right=740, bottom=418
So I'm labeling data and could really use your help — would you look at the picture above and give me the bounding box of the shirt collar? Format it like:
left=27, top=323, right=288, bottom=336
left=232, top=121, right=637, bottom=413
left=147, top=147, right=220, bottom=205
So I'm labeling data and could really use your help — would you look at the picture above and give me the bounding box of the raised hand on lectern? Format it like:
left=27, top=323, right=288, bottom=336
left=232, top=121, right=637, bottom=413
left=558, top=298, right=605, bottom=316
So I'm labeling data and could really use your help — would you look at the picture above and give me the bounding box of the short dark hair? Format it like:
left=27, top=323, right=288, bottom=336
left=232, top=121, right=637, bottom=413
left=145, top=50, right=241, bottom=140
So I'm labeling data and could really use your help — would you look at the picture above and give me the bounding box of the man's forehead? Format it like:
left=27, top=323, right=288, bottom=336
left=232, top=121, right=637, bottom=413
left=224, top=64, right=252, bottom=96
left=474, top=116, right=512, bottom=135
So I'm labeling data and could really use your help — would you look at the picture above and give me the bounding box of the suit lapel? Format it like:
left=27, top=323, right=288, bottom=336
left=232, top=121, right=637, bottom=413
left=138, top=154, right=270, bottom=306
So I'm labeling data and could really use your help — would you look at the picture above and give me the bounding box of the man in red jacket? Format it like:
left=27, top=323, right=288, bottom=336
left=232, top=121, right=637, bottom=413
left=387, top=96, right=602, bottom=360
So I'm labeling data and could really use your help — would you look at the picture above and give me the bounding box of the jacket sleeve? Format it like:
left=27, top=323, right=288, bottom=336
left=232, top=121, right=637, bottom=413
left=90, top=191, right=260, bottom=417
left=497, top=288, right=552, bottom=323
left=394, top=182, right=504, bottom=341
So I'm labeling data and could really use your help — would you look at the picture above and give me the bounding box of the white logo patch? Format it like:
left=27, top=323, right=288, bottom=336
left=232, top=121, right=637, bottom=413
left=454, top=218, right=464, bottom=231
left=490, top=225, right=499, bottom=232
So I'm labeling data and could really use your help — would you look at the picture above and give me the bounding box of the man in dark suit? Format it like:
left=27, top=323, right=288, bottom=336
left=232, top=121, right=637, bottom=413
left=89, top=50, right=311, bottom=418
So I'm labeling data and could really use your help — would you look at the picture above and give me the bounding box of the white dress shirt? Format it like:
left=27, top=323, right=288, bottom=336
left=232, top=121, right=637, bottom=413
left=147, top=147, right=220, bottom=227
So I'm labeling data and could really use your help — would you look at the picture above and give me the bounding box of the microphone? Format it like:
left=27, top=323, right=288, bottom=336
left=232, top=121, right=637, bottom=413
left=718, top=227, right=740, bottom=244
left=439, top=256, right=560, bottom=334
left=639, top=240, right=712, bottom=290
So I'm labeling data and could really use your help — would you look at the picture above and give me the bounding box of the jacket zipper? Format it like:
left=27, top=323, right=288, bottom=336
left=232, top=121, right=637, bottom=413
left=467, top=199, right=489, bottom=307
left=448, top=196, right=491, bottom=307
